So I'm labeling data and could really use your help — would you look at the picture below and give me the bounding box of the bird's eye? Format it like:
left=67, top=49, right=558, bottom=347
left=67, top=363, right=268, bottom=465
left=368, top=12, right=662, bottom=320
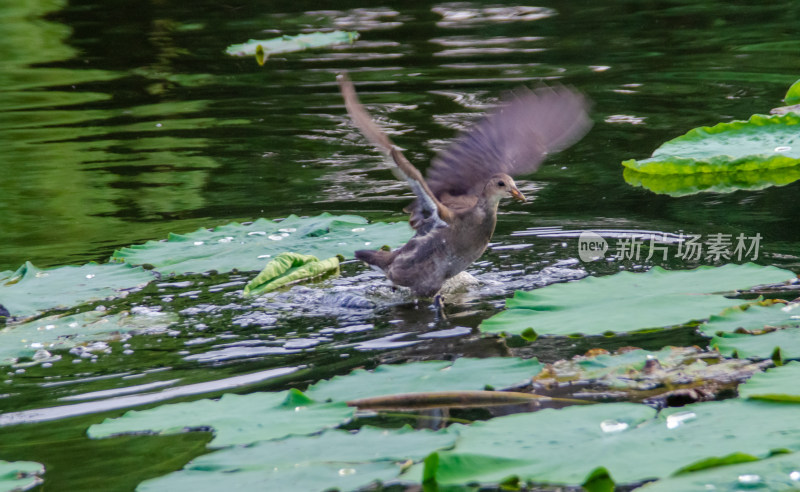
left=497, top=181, right=505, bottom=187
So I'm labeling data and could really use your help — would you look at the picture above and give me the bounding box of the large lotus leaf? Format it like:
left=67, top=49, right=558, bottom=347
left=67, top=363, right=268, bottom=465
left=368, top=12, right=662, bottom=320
left=136, top=426, right=455, bottom=492
left=786, top=78, right=800, bottom=105
left=0, top=460, right=43, bottom=492
left=0, top=261, right=154, bottom=318
left=88, top=388, right=353, bottom=448
left=480, top=264, right=793, bottom=338
left=698, top=301, right=800, bottom=336
left=111, top=213, right=412, bottom=275
left=739, top=362, right=800, bottom=402
left=639, top=452, right=800, bottom=492
left=421, top=398, right=800, bottom=487
left=225, top=31, right=358, bottom=60
left=711, top=329, right=800, bottom=361
left=621, top=113, right=800, bottom=174
left=243, top=252, right=339, bottom=297
left=0, top=309, right=176, bottom=366
left=306, top=357, right=543, bottom=403
left=623, top=165, right=800, bottom=197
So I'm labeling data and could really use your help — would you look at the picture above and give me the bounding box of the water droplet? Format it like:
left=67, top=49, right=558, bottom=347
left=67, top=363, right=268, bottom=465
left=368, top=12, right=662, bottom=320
left=775, top=146, right=792, bottom=152
left=279, top=228, right=296, bottom=233
left=280, top=232, right=290, bottom=237
left=257, top=254, right=272, bottom=259
left=790, top=471, right=800, bottom=481
left=666, top=411, right=696, bottom=429
left=268, top=234, right=283, bottom=241
left=351, top=227, right=366, bottom=232
left=45, top=324, right=56, bottom=330
left=218, top=236, right=234, bottom=243
left=738, top=474, right=762, bottom=485
left=68, top=322, right=78, bottom=328
left=155, top=123, right=162, bottom=127
left=193, top=241, right=204, bottom=246
left=85, top=274, right=95, bottom=279
left=364, top=242, right=372, bottom=246
left=600, top=419, right=628, bottom=433
left=338, top=468, right=356, bottom=476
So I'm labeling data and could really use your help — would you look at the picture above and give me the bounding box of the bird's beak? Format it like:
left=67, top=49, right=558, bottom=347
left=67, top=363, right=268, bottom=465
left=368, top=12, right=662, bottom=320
left=510, top=188, right=527, bottom=202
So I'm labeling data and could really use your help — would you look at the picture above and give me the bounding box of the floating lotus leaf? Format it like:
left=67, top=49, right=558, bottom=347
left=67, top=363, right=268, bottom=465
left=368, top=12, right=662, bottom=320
left=699, top=301, right=800, bottom=336
left=639, top=452, right=800, bottom=492
left=420, top=397, right=800, bottom=488
left=88, top=388, right=353, bottom=448
left=0, top=460, right=43, bottom=492
left=711, top=328, right=800, bottom=362
left=225, top=31, right=359, bottom=65
left=623, top=165, right=800, bottom=196
left=785, top=78, right=800, bottom=105
left=306, top=357, right=543, bottom=403
left=0, top=309, right=176, bottom=367
left=480, top=264, right=793, bottom=339
left=703, top=302, right=800, bottom=361
left=621, top=113, right=800, bottom=175
left=111, top=213, right=411, bottom=275
left=135, top=426, right=455, bottom=492
left=243, top=252, right=340, bottom=297
left=739, top=362, right=800, bottom=402
left=0, top=261, right=154, bottom=318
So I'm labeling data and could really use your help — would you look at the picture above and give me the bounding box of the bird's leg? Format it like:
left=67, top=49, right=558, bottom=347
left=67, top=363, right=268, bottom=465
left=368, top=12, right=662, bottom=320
left=432, top=294, right=447, bottom=319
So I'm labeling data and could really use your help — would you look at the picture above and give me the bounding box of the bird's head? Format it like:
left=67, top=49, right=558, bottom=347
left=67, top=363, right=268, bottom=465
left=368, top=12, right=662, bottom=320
left=484, top=173, right=526, bottom=204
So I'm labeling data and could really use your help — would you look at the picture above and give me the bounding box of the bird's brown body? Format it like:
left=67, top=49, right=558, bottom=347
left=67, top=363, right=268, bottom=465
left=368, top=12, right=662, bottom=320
left=339, top=73, right=591, bottom=298
left=357, top=189, right=502, bottom=297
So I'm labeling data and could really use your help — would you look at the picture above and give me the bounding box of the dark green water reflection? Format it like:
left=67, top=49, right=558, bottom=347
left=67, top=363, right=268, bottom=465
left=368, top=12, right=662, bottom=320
left=1, top=0, right=800, bottom=489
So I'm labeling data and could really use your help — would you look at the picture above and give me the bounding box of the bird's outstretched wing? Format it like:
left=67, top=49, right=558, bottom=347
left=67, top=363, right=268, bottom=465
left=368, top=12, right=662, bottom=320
left=338, top=73, right=453, bottom=233
left=426, top=85, right=592, bottom=199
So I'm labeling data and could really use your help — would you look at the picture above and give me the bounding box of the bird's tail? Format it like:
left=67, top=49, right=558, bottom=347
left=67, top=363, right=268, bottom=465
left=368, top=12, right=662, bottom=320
left=355, top=249, right=394, bottom=272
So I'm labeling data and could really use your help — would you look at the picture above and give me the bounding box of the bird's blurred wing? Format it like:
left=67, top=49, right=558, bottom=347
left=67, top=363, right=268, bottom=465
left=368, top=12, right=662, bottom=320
left=426, top=85, right=592, bottom=198
left=338, top=73, right=453, bottom=232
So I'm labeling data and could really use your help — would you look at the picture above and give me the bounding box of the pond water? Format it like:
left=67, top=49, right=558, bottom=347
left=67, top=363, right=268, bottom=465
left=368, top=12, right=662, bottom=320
left=1, top=0, right=799, bottom=489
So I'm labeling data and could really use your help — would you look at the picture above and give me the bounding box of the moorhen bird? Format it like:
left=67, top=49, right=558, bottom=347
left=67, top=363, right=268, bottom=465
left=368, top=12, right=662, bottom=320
left=338, top=73, right=591, bottom=299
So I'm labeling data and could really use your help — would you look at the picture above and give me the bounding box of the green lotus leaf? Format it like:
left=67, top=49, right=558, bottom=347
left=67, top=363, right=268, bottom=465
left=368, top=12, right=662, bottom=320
left=88, top=388, right=353, bottom=448
left=0, top=261, right=154, bottom=318
left=225, top=31, right=359, bottom=63
left=699, top=301, right=800, bottom=336
left=243, top=252, right=340, bottom=297
left=0, top=460, right=43, bottom=492
left=420, top=398, right=800, bottom=487
left=639, top=452, right=800, bottom=492
left=711, top=328, right=800, bottom=361
left=135, top=426, right=455, bottom=492
left=0, top=309, right=176, bottom=367
left=621, top=113, right=800, bottom=174
left=480, top=264, right=794, bottom=337
left=623, top=165, right=800, bottom=196
left=785, top=78, right=800, bottom=105
left=739, top=362, right=800, bottom=402
left=111, top=213, right=411, bottom=275
left=306, top=357, right=543, bottom=403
